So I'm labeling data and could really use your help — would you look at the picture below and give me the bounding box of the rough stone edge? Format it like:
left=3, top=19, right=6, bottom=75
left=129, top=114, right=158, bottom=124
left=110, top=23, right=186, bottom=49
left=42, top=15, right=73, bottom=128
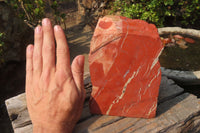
left=158, top=27, right=200, bottom=85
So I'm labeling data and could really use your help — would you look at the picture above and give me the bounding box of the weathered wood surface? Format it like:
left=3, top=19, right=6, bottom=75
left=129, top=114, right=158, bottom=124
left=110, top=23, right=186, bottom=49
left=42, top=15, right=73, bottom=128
left=5, top=74, right=200, bottom=133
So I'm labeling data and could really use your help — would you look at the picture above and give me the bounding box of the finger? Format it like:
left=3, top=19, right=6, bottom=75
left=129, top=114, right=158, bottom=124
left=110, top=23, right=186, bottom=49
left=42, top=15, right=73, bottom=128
left=54, top=25, right=71, bottom=73
left=71, top=55, right=85, bottom=95
left=33, top=26, right=43, bottom=77
left=26, top=45, right=34, bottom=91
left=42, top=18, right=55, bottom=71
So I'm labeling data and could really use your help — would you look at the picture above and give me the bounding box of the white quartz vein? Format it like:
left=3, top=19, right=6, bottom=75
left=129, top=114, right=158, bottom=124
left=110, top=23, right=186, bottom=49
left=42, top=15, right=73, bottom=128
left=106, top=67, right=141, bottom=115
left=125, top=103, right=136, bottom=114
left=138, top=88, right=142, bottom=102
left=150, top=58, right=158, bottom=70
left=143, top=69, right=160, bottom=95
left=143, top=65, right=150, bottom=77
left=150, top=48, right=164, bottom=70
left=120, top=19, right=129, bottom=48
left=123, top=69, right=130, bottom=78
left=149, top=70, right=160, bottom=87
left=124, top=87, right=142, bottom=114
left=146, top=102, right=157, bottom=117
left=122, top=104, right=127, bottom=115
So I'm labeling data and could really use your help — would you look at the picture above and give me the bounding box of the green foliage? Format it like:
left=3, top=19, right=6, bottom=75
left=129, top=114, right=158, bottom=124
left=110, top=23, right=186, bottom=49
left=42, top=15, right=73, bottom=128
left=178, top=0, right=200, bottom=26
left=51, top=0, right=67, bottom=26
left=5, top=0, right=68, bottom=28
left=111, top=0, right=200, bottom=27
left=5, top=0, right=45, bottom=27
left=0, top=33, right=4, bottom=47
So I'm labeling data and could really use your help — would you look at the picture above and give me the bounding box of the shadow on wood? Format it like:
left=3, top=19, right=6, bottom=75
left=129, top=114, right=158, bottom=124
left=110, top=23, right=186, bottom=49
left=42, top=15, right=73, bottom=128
left=5, top=75, right=200, bottom=133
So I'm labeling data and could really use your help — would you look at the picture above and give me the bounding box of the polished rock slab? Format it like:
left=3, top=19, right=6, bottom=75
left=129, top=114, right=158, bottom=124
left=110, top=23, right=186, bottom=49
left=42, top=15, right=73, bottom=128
left=89, top=16, right=163, bottom=118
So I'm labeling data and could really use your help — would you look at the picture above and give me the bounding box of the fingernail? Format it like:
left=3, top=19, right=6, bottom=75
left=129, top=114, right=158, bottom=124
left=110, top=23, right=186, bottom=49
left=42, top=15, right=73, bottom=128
left=42, top=18, right=50, bottom=26
left=54, top=25, right=61, bottom=31
left=27, top=45, right=33, bottom=52
left=78, top=56, right=85, bottom=68
left=35, top=26, right=41, bottom=33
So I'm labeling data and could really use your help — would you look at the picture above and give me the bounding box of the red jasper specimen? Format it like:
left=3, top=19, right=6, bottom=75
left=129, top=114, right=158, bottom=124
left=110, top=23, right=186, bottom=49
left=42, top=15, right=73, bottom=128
left=89, top=16, right=163, bottom=118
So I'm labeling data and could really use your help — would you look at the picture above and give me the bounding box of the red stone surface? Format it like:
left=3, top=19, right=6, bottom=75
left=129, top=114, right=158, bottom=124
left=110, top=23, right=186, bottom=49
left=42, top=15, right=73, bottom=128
left=89, top=16, right=163, bottom=118
left=173, top=35, right=184, bottom=40
left=184, top=37, right=195, bottom=43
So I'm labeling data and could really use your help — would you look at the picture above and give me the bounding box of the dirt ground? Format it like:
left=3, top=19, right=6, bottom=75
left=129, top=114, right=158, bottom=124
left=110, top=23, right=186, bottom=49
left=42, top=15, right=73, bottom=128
left=67, top=26, right=93, bottom=73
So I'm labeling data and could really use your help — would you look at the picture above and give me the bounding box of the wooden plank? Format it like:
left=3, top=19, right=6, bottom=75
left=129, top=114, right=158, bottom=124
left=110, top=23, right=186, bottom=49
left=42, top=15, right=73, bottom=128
left=6, top=76, right=195, bottom=133
left=14, top=125, right=32, bottom=133
left=5, top=94, right=32, bottom=132
left=74, top=93, right=200, bottom=133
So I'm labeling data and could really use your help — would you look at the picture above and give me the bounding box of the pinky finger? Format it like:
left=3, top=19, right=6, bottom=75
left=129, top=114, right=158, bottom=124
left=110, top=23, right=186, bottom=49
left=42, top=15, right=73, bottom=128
left=26, top=45, right=34, bottom=89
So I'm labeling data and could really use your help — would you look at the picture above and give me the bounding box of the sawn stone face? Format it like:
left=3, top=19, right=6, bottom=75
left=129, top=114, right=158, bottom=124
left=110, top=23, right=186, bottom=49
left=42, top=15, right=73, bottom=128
left=89, top=16, right=163, bottom=118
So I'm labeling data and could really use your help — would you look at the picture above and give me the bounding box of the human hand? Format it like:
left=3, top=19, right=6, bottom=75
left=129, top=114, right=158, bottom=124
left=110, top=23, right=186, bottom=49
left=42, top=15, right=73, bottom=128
left=25, top=18, right=85, bottom=133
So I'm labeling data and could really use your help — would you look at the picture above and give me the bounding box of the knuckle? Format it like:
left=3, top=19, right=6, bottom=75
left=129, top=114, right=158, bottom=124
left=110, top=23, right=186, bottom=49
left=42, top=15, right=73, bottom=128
left=26, top=67, right=33, bottom=72
left=43, top=44, right=55, bottom=52
left=33, top=68, right=41, bottom=76
left=56, top=70, right=71, bottom=78
left=33, top=51, right=41, bottom=60
left=55, top=70, right=73, bottom=85
left=56, top=48, right=67, bottom=55
left=74, top=69, right=83, bottom=75
left=56, top=70, right=66, bottom=79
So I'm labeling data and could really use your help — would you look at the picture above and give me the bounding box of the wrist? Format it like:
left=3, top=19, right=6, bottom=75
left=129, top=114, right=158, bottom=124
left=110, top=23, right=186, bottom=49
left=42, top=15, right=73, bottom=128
left=33, top=123, right=74, bottom=133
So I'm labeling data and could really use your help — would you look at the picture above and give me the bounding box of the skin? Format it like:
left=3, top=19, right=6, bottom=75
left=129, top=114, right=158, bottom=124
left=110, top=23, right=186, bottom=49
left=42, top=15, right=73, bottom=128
left=26, top=18, right=85, bottom=133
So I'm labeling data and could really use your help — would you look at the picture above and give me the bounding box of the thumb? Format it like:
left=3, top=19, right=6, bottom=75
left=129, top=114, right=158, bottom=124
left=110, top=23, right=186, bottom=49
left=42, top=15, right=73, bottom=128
left=71, top=55, right=85, bottom=96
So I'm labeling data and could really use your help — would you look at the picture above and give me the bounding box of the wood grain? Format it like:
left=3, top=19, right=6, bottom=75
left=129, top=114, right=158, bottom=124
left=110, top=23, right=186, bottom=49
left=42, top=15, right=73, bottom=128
left=5, top=75, right=200, bottom=133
